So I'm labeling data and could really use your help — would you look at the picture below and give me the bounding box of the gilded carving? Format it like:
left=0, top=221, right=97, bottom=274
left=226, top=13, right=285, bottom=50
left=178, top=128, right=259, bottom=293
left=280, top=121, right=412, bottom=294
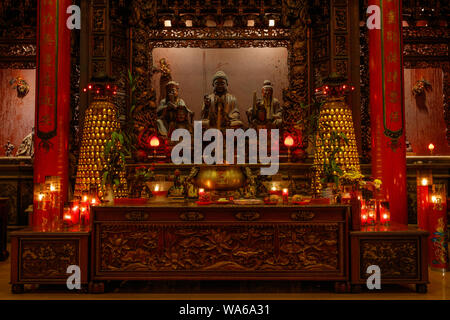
left=180, top=211, right=204, bottom=221
left=98, top=223, right=340, bottom=272
left=360, top=240, right=418, bottom=279
left=234, top=212, right=260, bottom=221
left=290, top=210, right=315, bottom=221
left=125, top=211, right=149, bottom=221
left=20, top=240, right=79, bottom=280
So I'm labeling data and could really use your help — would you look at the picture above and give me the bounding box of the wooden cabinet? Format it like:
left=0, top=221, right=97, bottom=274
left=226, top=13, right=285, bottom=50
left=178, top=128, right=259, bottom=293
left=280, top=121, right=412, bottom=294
left=10, top=227, right=90, bottom=293
left=90, top=204, right=351, bottom=292
left=350, top=223, right=429, bottom=293
left=0, top=198, right=9, bottom=261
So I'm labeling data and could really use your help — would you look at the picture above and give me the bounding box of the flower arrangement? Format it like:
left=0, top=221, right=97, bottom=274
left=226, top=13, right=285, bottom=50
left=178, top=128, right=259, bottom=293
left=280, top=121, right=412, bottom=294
left=359, top=178, right=383, bottom=200
left=412, top=79, right=432, bottom=97
left=10, top=76, right=30, bottom=98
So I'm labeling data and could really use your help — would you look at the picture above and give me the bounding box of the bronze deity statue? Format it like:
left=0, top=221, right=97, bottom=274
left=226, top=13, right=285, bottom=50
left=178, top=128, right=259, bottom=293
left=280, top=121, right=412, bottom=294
left=246, top=80, right=283, bottom=129
left=156, top=81, right=194, bottom=137
left=201, top=71, right=243, bottom=130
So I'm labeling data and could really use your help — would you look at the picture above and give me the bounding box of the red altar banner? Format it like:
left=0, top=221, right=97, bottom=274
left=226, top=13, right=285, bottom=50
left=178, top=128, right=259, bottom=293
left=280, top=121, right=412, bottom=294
left=369, top=0, right=407, bottom=224
left=34, top=0, right=71, bottom=228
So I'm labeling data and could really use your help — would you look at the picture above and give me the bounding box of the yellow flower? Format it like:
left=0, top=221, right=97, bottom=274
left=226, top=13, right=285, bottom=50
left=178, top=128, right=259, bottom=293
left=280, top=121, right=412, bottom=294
left=373, top=179, right=382, bottom=189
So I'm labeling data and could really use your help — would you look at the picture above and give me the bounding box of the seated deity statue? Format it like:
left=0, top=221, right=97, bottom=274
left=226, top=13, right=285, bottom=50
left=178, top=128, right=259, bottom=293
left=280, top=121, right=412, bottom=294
left=246, top=80, right=283, bottom=129
left=16, top=127, right=34, bottom=157
left=156, top=81, right=194, bottom=137
left=247, top=99, right=275, bottom=130
left=201, top=71, right=243, bottom=130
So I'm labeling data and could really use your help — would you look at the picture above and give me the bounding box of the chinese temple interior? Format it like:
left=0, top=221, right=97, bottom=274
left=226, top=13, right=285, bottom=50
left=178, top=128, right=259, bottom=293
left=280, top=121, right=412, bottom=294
left=0, top=0, right=449, bottom=301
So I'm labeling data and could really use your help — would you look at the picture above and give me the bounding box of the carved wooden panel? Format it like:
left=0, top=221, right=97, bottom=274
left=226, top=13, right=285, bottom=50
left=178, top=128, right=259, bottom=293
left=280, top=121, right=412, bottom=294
left=359, top=239, right=419, bottom=279
left=19, top=239, right=80, bottom=281
left=97, top=223, right=341, bottom=273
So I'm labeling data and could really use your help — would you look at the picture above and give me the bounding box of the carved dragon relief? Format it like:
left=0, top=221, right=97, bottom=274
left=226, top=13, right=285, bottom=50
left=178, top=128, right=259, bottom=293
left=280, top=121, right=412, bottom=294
left=98, top=223, right=340, bottom=273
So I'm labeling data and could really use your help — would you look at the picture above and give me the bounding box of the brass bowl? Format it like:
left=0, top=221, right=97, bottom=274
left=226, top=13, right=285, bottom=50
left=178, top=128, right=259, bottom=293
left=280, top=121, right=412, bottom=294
left=195, top=165, right=245, bottom=191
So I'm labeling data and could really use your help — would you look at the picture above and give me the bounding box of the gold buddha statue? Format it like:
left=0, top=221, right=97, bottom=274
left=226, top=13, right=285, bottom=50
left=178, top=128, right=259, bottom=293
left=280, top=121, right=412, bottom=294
left=201, top=71, right=243, bottom=130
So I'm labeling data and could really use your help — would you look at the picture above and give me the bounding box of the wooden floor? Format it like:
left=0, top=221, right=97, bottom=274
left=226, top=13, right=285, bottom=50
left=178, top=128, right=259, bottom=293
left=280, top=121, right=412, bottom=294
left=0, top=244, right=449, bottom=300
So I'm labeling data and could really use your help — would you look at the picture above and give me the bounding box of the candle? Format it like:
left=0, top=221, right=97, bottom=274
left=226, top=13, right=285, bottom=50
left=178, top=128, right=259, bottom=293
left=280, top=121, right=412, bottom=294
left=427, top=184, right=448, bottom=271
left=154, top=184, right=160, bottom=192
left=380, top=212, right=390, bottom=225
left=417, top=182, right=429, bottom=230
left=80, top=207, right=88, bottom=226
left=282, top=188, right=289, bottom=204
left=198, top=188, right=205, bottom=196
left=361, top=213, right=368, bottom=226
left=269, top=186, right=282, bottom=196
left=63, top=211, right=73, bottom=228
left=71, top=203, right=80, bottom=225
left=368, top=209, right=375, bottom=225
left=360, top=200, right=367, bottom=226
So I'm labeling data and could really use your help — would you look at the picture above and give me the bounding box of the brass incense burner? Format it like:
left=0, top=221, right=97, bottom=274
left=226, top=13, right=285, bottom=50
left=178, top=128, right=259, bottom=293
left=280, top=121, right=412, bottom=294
left=195, top=165, right=245, bottom=191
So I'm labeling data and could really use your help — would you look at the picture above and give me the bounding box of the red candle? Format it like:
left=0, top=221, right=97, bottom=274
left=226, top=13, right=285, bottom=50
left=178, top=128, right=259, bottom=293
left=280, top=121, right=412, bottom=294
left=198, top=188, right=205, bottom=196
left=71, top=201, right=80, bottom=225
left=269, top=186, right=282, bottom=196
left=417, top=180, right=429, bottom=230
left=80, top=206, right=88, bottom=226
left=360, top=200, right=368, bottom=226
left=368, top=209, right=376, bottom=226
left=63, top=211, right=73, bottom=227
left=361, top=213, right=368, bottom=226
left=380, top=206, right=390, bottom=225
left=282, top=188, right=289, bottom=204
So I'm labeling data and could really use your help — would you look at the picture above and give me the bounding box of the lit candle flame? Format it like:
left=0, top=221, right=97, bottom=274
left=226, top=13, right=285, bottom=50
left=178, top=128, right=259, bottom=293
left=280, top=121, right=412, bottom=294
left=154, top=184, right=160, bottom=192
left=50, top=184, right=56, bottom=192
left=198, top=188, right=205, bottom=194
left=282, top=188, right=288, bottom=195
left=72, top=205, right=78, bottom=211
left=383, top=214, right=388, bottom=219
left=91, top=198, right=96, bottom=205
left=431, top=195, right=437, bottom=203
left=271, top=186, right=277, bottom=191
left=421, top=178, right=428, bottom=186
left=64, top=214, right=72, bottom=220
left=38, top=193, right=45, bottom=201
left=83, top=196, right=88, bottom=202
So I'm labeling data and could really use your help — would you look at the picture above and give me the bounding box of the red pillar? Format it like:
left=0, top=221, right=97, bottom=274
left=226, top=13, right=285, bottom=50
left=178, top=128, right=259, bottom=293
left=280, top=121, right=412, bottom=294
left=369, top=0, right=407, bottom=224
left=34, top=0, right=71, bottom=227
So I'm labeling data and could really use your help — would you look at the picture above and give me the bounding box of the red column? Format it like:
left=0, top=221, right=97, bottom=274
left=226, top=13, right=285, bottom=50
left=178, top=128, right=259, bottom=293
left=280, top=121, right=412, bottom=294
left=369, top=0, right=407, bottom=224
left=34, top=0, right=71, bottom=227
